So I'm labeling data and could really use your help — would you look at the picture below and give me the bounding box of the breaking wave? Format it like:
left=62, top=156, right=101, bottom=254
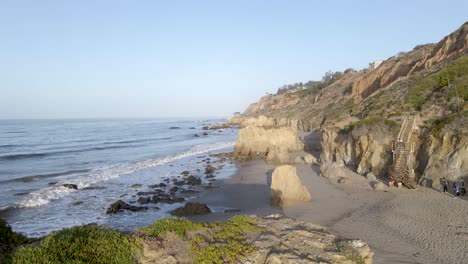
left=18, top=141, right=235, bottom=208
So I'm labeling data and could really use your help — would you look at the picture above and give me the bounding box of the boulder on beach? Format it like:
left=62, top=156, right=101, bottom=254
left=293, top=156, right=306, bottom=164
left=266, top=147, right=290, bottom=165
left=270, top=165, right=311, bottom=207
left=366, top=172, right=377, bottom=181
left=372, top=182, right=388, bottom=191
left=170, top=202, right=212, bottom=216
left=106, top=200, right=148, bottom=214
left=320, top=162, right=356, bottom=182
left=304, top=153, right=319, bottom=165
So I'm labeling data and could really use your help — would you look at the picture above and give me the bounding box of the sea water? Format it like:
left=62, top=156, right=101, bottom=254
left=0, top=118, right=238, bottom=237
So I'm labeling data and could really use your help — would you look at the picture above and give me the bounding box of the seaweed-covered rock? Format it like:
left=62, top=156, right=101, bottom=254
left=186, top=176, right=202, bottom=185
left=205, top=165, right=216, bottom=174
left=106, top=200, right=148, bottom=214
left=170, top=202, right=212, bottom=215
left=62, top=184, right=78, bottom=190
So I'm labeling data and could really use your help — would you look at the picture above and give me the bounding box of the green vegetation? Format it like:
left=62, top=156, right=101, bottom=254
left=337, top=243, right=366, bottom=264
left=4, top=215, right=263, bottom=264
left=141, top=215, right=263, bottom=264
left=407, top=55, right=468, bottom=110
left=427, top=110, right=468, bottom=137
left=340, top=117, right=397, bottom=134
left=0, top=219, right=32, bottom=247
left=1, top=219, right=36, bottom=263
left=8, top=225, right=140, bottom=264
left=276, top=70, right=345, bottom=95
left=139, top=217, right=205, bottom=238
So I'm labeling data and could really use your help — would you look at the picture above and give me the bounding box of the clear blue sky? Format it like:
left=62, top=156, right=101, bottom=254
left=0, top=1, right=466, bottom=119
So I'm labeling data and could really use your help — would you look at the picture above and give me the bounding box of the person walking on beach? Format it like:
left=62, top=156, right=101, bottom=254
left=453, top=183, right=459, bottom=197
left=460, top=179, right=466, bottom=196
left=442, top=178, right=448, bottom=193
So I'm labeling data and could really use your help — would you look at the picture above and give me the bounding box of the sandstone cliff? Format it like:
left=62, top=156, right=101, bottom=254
left=321, top=119, right=399, bottom=177
left=417, top=114, right=468, bottom=188
left=351, top=22, right=468, bottom=100
left=233, top=125, right=304, bottom=160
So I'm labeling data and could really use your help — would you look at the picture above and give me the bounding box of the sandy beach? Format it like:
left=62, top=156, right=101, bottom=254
left=191, top=158, right=468, bottom=264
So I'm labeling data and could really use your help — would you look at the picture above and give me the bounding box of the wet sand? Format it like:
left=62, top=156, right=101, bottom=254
left=191, top=159, right=468, bottom=264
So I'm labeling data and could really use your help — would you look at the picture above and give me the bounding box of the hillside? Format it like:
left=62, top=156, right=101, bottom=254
left=232, top=22, right=468, bottom=188
left=240, top=22, right=468, bottom=131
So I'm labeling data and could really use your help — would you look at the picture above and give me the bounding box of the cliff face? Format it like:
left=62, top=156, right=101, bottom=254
left=229, top=115, right=319, bottom=132
left=237, top=72, right=363, bottom=132
left=417, top=116, right=468, bottom=188
left=233, top=125, right=304, bottom=160
left=351, top=22, right=468, bottom=100
left=321, top=121, right=398, bottom=177
left=320, top=113, right=468, bottom=187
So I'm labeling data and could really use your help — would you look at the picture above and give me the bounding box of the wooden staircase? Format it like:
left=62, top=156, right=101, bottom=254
left=390, top=116, right=417, bottom=189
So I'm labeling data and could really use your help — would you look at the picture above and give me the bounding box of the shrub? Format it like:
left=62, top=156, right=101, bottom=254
left=10, top=225, right=139, bottom=264
left=429, top=110, right=468, bottom=137
left=139, top=217, right=205, bottom=238
left=142, top=215, right=263, bottom=264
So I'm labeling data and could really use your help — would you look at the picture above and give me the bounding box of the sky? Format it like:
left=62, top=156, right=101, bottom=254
left=0, top=1, right=467, bottom=119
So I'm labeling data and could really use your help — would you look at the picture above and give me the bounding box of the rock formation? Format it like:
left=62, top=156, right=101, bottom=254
left=106, top=200, right=148, bottom=214
left=233, top=125, right=303, bottom=161
left=321, top=122, right=398, bottom=177
left=136, top=215, right=374, bottom=264
left=170, top=202, right=212, bottom=215
left=270, top=165, right=311, bottom=207
left=417, top=117, right=468, bottom=188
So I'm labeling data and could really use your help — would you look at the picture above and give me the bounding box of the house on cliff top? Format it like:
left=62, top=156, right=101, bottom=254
left=369, top=60, right=383, bottom=69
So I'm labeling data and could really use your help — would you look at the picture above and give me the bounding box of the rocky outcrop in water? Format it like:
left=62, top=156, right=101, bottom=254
left=106, top=200, right=148, bottom=214
left=270, top=165, right=311, bottom=207
left=170, top=202, right=212, bottom=215
left=233, top=126, right=303, bottom=161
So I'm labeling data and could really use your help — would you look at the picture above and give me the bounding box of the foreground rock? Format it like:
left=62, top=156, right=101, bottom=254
left=106, top=200, right=148, bottom=214
left=135, top=215, right=373, bottom=264
left=270, top=165, right=311, bottom=207
left=234, top=126, right=303, bottom=160
left=320, top=161, right=361, bottom=182
left=266, top=147, right=290, bottom=164
left=3, top=215, right=373, bottom=264
left=170, top=202, right=211, bottom=215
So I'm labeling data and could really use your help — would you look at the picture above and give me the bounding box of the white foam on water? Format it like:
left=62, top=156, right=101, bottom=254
left=18, top=141, right=235, bottom=208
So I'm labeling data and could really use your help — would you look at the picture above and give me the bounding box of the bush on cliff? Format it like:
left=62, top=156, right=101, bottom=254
left=9, top=225, right=140, bottom=264
left=407, top=55, right=468, bottom=110
left=340, top=117, right=397, bottom=136
left=428, top=109, right=468, bottom=137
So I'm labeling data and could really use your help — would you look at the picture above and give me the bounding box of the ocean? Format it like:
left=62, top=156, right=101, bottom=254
left=0, top=118, right=238, bottom=237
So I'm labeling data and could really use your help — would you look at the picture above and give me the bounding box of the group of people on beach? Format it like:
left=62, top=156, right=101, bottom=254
left=442, top=178, right=466, bottom=197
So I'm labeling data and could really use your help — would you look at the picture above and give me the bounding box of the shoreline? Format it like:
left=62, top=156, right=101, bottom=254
left=190, top=158, right=468, bottom=264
